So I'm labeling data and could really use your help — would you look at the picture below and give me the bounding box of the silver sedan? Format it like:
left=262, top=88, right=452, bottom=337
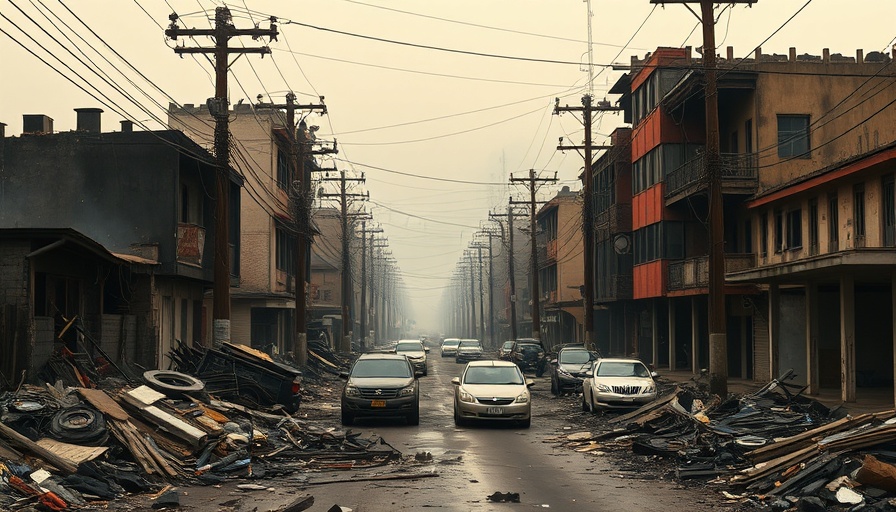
left=581, top=358, right=658, bottom=412
left=452, top=359, right=533, bottom=428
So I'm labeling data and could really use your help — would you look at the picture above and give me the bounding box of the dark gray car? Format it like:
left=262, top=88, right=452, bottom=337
left=340, top=353, right=421, bottom=425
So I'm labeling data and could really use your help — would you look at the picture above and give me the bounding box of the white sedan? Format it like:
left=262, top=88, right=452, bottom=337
left=452, top=360, right=533, bottom=428
left=581, top=358, right=658, bottom=412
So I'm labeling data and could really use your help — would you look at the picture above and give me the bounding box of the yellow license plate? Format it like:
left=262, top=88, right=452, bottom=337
left=371, top=400, right=386, bottom=407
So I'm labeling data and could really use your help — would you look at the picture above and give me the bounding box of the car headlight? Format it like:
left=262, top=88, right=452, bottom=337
left=400, top=385, right=416, bottom=396
left=458, top=389, right=474, bottom=403
left=345, top=385, right=360, bottom=397
left=514, top=391, right=530, bottom=404
left=597, top=383, right=611, bottom=392
left=557, top=368, right=573, bottom=378
left=644, top=383, right=656, bottom=394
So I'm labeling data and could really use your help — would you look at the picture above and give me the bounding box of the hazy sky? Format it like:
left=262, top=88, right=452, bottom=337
left=1, top=1, right=893, bottom=331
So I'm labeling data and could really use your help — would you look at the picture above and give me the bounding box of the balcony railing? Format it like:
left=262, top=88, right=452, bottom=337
left=596, top=274, right=633, bottom=301
left=665, top=152, right=758, bottom=199
left=595, top=203, right=632, bottom=240
left=177, top=223, right=205, bottom=266
left=667, top=254, right=756, bottom=291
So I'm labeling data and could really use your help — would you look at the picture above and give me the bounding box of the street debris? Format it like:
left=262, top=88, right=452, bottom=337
left=487, top=491, right=521, bottom=503
left=0, top=342, right=427, bottom=510
left=556, top=369, right=896, bottom=510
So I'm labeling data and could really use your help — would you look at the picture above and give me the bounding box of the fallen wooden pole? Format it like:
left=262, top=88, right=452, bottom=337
left=0, top=422, right=78, bottom=474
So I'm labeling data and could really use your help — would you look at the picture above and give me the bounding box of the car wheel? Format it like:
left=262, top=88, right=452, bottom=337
left=581, top=392, right=590, bottom=412
left=519, top=417, right=531, bottom=429
left=406, top=407, right=420, bottom=426
left=453, top=405, right=466, bottom=427
left=341, top=408, right=354, bottom=426
left=550, top=376, right=559, bottom=396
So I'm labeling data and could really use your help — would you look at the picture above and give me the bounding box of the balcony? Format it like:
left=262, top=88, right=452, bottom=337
left=596, top=274, right=633, bottom=302
left=177, top=223, right=205, bottom=266
left=667, top=254, right=756, bottom=291
left=547, top=239, right=558, bottom=262
left=596, top=203, right=632, bottom=241
left=665, top=152, right=758, bottom=202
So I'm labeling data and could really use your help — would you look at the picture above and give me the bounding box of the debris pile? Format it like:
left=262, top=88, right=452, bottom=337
left=558, top=370, right=896, bottom=510
left=0, top=343, right=397, bottom=510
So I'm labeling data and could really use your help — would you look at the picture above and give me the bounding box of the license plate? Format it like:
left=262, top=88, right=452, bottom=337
left=371, top=400, right=386, bottom=407
left=622, top=397, right=634, bottom=402
left=486, top=407, right=504, bottom=415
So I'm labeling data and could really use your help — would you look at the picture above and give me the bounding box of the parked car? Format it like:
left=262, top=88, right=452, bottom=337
left=452, top=359, right=533, bottom=428
left=549, top=346, right=599, bottom=395
left=340, top=353, right=421, bottom=425
left=394, top=339, right=429, bottom=376
left=455, top=339, right=483, bottom=364
left=440, top=338, right=462, bottom=358
left=497, top=340, right=515, bottom=360
left=581, top=358, right=658, bottom=412
left=510, top=339, right=547, bottom=376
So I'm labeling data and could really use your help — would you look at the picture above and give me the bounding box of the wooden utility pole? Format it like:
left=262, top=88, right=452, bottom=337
left=510, top=170, right=557, bottom=340
left=478, top=230, right=501, bottom=348
left=652, top=0, right=756, bottom=395
left=320, top=171, right=366, bottom=352
left=555, top=96, right=621, bottom=351
left=490, top=206, right=527, bottom=341
left=165, top=7, right=277, bottom=347
left=359, top=223, right=383, bottom=351
left=254, top=94, right=327, bottom=361
left=471, top=243, right=487, bottom=343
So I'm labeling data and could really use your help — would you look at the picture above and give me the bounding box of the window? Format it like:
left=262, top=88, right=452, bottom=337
left=744, top=219, right=753, bottom=254
left=828, top=193, right=839, bottom=252
left=777, top=115, right=810, bottom=158
left=774, top=210, right=784, bottom=253
left=853, top=183, right=866, bottom=246
left=808, top=198, right=819, bottom=254
left=744, top=119, right=753, bottom=153
left=885, top=175, right=896, bottom=247
left=276, top=226, right=295, bottom=275
left=633, top=222, right=683, bottom=264
left=760, top=213, right=768, bottom=257
left=276, top=149, right=292, bottom=191
left=786, top=209, right=802, bottom=250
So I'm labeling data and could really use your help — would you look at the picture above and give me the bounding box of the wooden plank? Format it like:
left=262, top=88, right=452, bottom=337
left=77, top=387, right=129, bottom=421
left=35, top=438, right=107, bottom=464
left=0, top=439, right=22, bottom=460
left=0, top=422, right=78, bottom=474
left=126, top=385, right=166, bottom=406
left=607, top=388, right=679, bottom=425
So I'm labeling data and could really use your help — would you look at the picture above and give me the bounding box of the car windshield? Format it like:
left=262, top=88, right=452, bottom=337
left=395, top=342, right=423, bottom=352
left=559, top=350, right=593, bottom=364
left=351, top=359, right=412, bottom=378
left=595, top=362, right=650, bottom=377
left=443, top=340, right=460, bottom=347
left=518, top=344, right=542, bottom=353
left=459, top=341, right=481, bottom=349
left=464, top=366, right=524, bottom=385
left=502, top=341, right=514, bottom=349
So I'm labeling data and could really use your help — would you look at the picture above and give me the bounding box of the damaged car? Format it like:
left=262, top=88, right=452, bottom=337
left=581, top=358, right=658, bottom=412
left=548, top=345, right=599, bottom=395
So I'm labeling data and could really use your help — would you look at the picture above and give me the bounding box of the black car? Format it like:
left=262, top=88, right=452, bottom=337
left=510, top=339, right=547, bottom=376
left=340, top=353, right=421, bottom=426
left=549, top=346, right=599, bottom=395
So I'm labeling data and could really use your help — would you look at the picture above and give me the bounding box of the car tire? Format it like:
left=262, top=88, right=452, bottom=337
left=519, top=417, right=531, bottom=429
left=50, top=405, right=108, bottom=446
left=453, top=406, right=466, bottom=427
left=406, top=407, right=420, bottom=426
left=341, top=408, right=354, bottom=426
left=550, top=376, right=559, bottom=396
left=143, top=370, right=205, bottom=396
left=581, top=392, right=590, bottom=412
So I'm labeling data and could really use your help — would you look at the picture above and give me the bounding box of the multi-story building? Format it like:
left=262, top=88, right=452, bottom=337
left=536, top=186, right=584, bottom=347
left=0, top=109, right=235, bottom=374
left=169, top=102, right=299, bottom=355
left=606, top=45, right=896, bottom=403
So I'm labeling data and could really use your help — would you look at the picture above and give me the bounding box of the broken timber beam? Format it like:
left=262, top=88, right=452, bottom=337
left=0, top=421, right=78, bottom=474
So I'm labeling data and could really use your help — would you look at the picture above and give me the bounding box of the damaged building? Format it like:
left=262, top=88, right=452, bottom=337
left=0, top=109, right=241, bottom=382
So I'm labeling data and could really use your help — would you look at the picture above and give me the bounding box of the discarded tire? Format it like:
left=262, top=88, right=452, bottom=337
left=143, top=370, right=205, bottom=396
left=49, top=405, right=108, bottom=446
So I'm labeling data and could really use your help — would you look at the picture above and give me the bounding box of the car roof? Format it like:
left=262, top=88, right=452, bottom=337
left=559, top=345, right=588, bottom=351
left=357, top=353, right=410, bottom=361
left=396, top=339, right=422, bottom=343
left=465, top=359, right=517, bottom=368
left=596, top=358, right=647, bottom=364
left=460, top=338, right=480, bottom=342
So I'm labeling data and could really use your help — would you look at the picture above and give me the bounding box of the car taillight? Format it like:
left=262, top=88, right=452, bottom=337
left=291, top=380, right=301, bottom=394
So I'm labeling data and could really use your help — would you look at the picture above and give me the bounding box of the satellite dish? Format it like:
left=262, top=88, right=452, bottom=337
left=613, top=234, right=631, bottom=255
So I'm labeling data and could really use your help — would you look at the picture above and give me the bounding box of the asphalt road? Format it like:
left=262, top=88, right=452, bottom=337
left=118, top=351, right=750, bottom=512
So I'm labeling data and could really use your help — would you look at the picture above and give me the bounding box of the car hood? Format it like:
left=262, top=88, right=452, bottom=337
left=398, top=351, right=426, bottom=358
left=559, top=362, right=592, bottom=374
left=457, top=347, right=482, bottom=353
left=461, top=383, right=525, bottom=397
left=592, top=377, right=655, bottom=387
left=349, top=376, right=414, bottom=388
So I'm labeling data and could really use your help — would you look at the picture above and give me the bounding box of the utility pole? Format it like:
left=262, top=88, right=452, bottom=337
left=477, top=230, right=500, bottom=348
left=359, top=222, right=383, bottom=351
left=254, top=94, right=328, bottom=360
left=320, top=171, right=367, bottom=353
left=472, top=243, right=486, bottom=343
left=490, top=206, right=527, bottom=341
left=165, top=7, right=277, bottom=348
left=652, top=0, right=754, bottom=396
left=555, top=96, right=621, bottom=351
left=467, top=251, right=477, bottom=339
left=510, top=170, right=557, bottom=340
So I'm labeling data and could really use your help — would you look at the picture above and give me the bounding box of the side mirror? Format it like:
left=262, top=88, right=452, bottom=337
left=339, top=372, right=349, bottom=380
left=550, top=359, right=558, bottom=365
left=525, top=379, right=535, bottom=387
left=651, top=371, right=659, bottom=378
left=414, top=370, right=424, bottom=378
left=451, top=377, right=461, bottom=385
left=424, top=347, right=430, bottom=353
